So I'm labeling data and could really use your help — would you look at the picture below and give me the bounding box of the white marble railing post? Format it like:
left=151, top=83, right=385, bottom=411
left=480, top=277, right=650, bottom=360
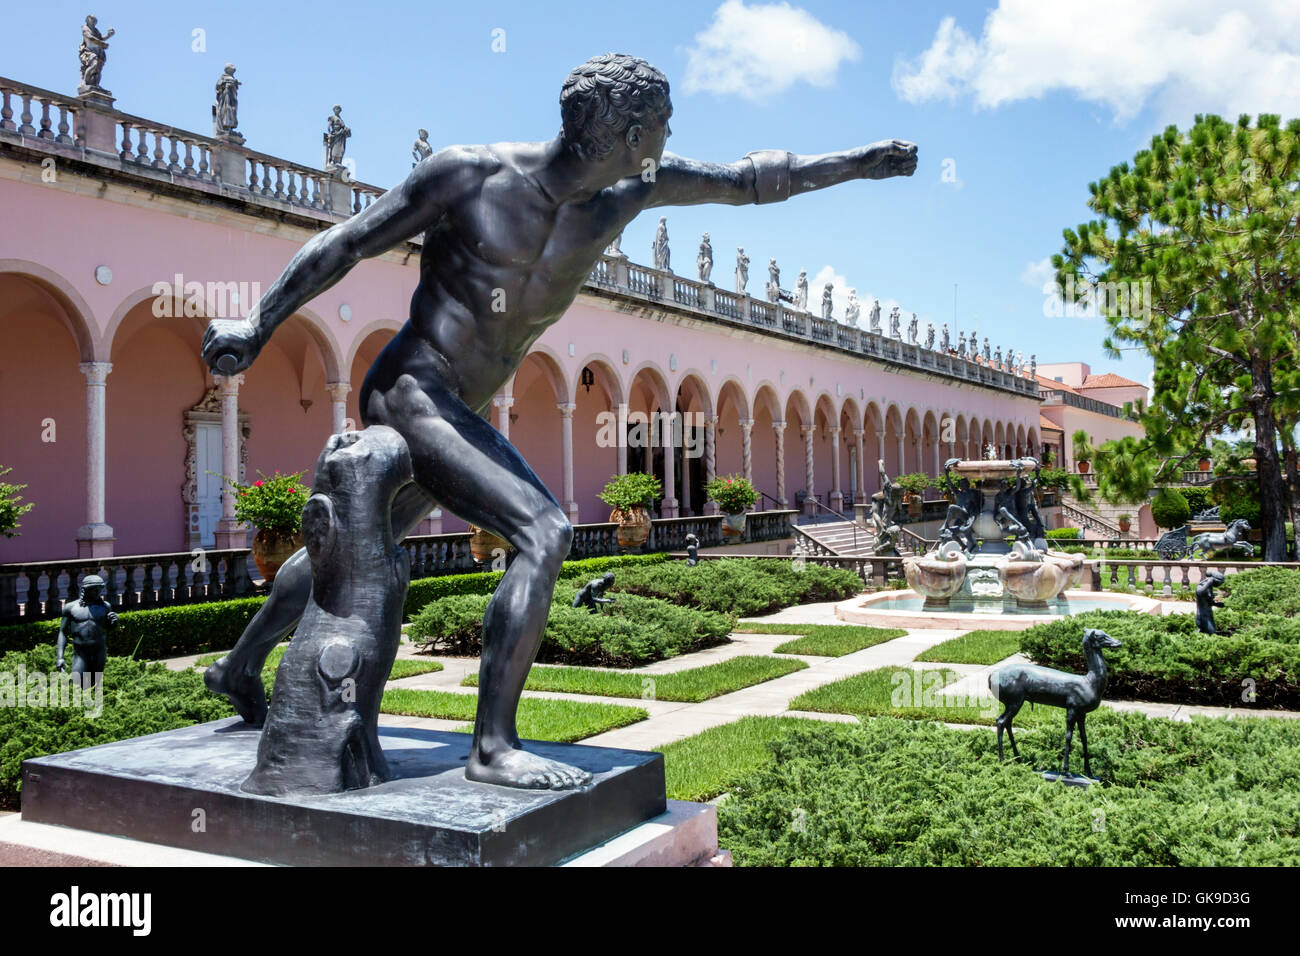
left=326, top=381, right=351, bottom=434
left=213, top=373, right=247, bottom=548
left=616, top=402, right=629, bottom=475
left=773, top=421, right=787, bottom=507
left=703, top=415, right=718, bottom=514
left=558, top=402, right=578, bottom=523
left=829, top=426, right=843, bottom=513
left=493, top=394, right=514, bottom=439
left=75, top=361, right=115, bottom=557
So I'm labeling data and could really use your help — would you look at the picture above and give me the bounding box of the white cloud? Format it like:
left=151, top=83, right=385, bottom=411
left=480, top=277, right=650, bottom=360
left=683, top=0, right=861, bottom=101
left=893, top=1, right=1300, bottom=124
left=1020, top=257, right=1055, bottom=291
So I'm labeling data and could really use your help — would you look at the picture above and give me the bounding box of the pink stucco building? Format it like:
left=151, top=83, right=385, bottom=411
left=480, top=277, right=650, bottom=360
left=2, top=72, right=1053, bottom=563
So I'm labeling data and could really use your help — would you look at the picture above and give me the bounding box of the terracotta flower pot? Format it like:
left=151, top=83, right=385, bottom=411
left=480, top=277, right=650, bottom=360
left=468, top=525, right=510, bottom=563
left=1118, top=517, right=1132, bottom=533
left=721, top=511, right=746, bottom=538
left=1077, top=460, right=1091, bottom=474
left=906, top=494, right=922, bottom=519
left=611, top=506, right=651, bottom=550
left=1197, top=458, right=1211, bottom=472
left=251, top=529, right=302, bottom=584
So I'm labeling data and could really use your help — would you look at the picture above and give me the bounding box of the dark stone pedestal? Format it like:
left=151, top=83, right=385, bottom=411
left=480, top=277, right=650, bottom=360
left=21, top=718, right=666, bottom=866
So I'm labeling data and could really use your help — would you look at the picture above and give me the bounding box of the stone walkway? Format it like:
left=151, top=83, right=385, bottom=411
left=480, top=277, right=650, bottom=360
left=167, top=602, right=1300, bottom=755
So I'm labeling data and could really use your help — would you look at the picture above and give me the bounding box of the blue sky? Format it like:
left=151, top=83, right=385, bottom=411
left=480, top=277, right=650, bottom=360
left=8, top=0, right=1300, bottom=390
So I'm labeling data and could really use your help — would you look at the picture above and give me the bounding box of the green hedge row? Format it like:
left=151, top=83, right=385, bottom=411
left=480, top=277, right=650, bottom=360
left=1045, top=527, right=1081, bottom=540
left=717, top=713, right=1300, bottom=865
left=408, top=587, right=734, bottom=667
left=0, top=553, right=674, bottom=658
left=401, top=552, right=667, bottom=619
left=1019, top=571, right=1300, bottom=708
left=608, top=559, right=862, bottom=616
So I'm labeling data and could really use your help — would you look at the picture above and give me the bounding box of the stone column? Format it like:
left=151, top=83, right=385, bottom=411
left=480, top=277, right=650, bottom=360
left=703, top=415, right=718, bottom=515
left=75, top=361, right=115, bottom=557
left=493, top=394, right=514, bottom=439
left=854, top=428, right=867, bottom=498
left=213, top=373, right=247, bottom=548
left=773, top=421, right=787, bottom=507
left=615, top=403, right=629, bottom=475
left=680, top=415, right=692, bottom=516
left=739, top=418, right=754, bottom=488
left=661, top=412, right=678, bottom=518
left=829, top=426, right=843, bottom=514
left=557, top=402, right=579, bottom=523
left=874, top=429, right=887, bottom=492
left=896, top=434, right=906, bottom=475
left=326, top=382, right=351, bottom=434
left=801, top=425, right=816, bottom=515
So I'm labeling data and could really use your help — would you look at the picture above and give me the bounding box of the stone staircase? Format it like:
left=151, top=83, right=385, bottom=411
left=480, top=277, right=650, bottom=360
left=1059, top=493, right=1136, bottom=539
left=794, top=520, right=876, bottom=557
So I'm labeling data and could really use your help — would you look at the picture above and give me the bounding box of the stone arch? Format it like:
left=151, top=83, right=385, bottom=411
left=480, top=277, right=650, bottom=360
left=575, top=353, right=626, bottom=408
left=342, top=317, right=403, bottom=371
left=0, top=259, right=98, bottom=362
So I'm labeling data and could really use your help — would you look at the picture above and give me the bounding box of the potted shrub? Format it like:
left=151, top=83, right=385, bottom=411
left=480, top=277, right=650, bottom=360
left=1117, top=512, right=1132, bottom=533
left=468, top=524, right=511, bottom=564
left=598, top=472, right=662, bottom=550
left=0, top=465, right=34, bottom=538
left=1072, top=430, right=1095, bottom=475
left=1036, top=465, right=1070, bottom=504
left=895, top=473, right=931, bottom=519
left=225, top=469, right=310, bottom=583
left=706, top=474, right=757, bottom=537
left=1197, top=455, right=1211, bottom=472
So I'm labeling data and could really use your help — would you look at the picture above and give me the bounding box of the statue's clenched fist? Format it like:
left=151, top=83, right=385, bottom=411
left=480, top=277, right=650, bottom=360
left=859, top=140, right=918, bottom=180
left=202, top=316, right=263, bottom=375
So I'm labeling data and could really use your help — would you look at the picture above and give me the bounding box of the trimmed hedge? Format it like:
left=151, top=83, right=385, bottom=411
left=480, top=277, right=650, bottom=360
left=1018, top=604, right=1300, bottom=709
left=409, top=587, right=733, bottom=667
left=1045, top=527, right=1081, bottom=540
left=1181, top=486, right=1212, bottom=515
left=0, top=644, right=235, bottom=810
left=717, top=713, right=1300, bottom=866
left=1150, top=487, right=1191, bottom=530
left=1221, top=567, right=1300, bottom=619
left=609, top=559, right=862, bottom=616
left=401, top=552, right=668, bottom=619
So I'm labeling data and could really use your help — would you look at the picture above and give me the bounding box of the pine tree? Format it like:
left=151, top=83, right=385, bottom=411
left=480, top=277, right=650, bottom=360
left=1053, top=113, right=1300, bottom=560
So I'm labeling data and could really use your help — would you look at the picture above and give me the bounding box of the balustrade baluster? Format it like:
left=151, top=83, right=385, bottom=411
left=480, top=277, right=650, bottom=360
left=18, top=93, right=34, bottom=134
left=136, top=130, right=150, bottom=165
left=261, top=162, right=273, bottom=196
left=119, top=122, right=133, bottom=160
left=248, top=158, right=259, bottom=191
left=0, top=88, right=14, bottom=130
left=168, top=135, right=181, bottom=172
left=37, top=99, right=53, bottom=139
left=182, top=140, right=195, bottom=176
left=274, top=166, right=285, bottom=200
left=198, top=144, right=210, bottom=178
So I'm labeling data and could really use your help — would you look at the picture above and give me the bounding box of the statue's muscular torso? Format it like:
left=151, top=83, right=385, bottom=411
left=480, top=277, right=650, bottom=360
left=368, top=142, right=649, bottom=415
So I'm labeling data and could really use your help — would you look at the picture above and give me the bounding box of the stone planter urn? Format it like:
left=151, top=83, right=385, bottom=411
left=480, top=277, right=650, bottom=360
left=468, top=524, right=510, bottom=563
left=251, top=529, right=302, bottom=584
left=611, top=506, right=651, bottom=550
left=721, top=511, right=746, bottom=538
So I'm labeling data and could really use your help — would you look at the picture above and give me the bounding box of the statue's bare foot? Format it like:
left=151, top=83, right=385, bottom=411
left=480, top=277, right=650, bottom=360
left=467, top=741, right=592, bottom=790
left=203, top=655, right=269, bottom=727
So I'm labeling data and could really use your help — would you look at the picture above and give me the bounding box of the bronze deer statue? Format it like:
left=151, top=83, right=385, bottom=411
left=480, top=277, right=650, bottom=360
left=989, top=627, right=1122, bottom=778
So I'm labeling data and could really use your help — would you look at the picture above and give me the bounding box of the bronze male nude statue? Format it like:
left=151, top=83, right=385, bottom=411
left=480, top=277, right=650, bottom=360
left=201, top=53, right=917, bottom=791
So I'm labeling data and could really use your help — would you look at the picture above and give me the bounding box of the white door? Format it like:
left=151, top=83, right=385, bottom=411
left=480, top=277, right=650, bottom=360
left=195, top=423, right=224, bottom=548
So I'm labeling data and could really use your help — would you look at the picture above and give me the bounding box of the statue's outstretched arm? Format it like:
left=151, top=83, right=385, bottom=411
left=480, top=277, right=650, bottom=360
left=202, top=146, right=485, bottom=374
left=647, top=141, right=916, bottom=208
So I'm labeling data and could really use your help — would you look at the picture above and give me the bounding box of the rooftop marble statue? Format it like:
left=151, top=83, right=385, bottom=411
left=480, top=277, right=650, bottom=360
left=323, top=105, right=350, bottom=170
left=201, top=52, right=917, bottom=792
left=766, top=258, right=780, bottom=302
left=735, top=247, right=750, bottom=293
left=869, top=299, right=881, bottom=332
left=652, top=216, right=670, bottom=271
left=213, top=64, right=241, bottom=139
left=821, top=283, right=834, bottom=321
left=925, top=323, right=935, bottom=350
left=889, top=306, right=902, bottom=339
left=794, top=270, right=808, bottom=311
left=845, top=289, right=860, bottom=325
left=77, top=15, right=115, bottom=91
left=907, top=313, right=918, bottom=345
left=696, top=233, right=712, bottom=282
left=941, top=323, right=950, bottom=351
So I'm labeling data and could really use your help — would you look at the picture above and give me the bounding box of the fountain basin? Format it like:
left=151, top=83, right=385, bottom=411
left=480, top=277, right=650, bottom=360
left=903, top=552, right=968, bottom=607
left=999, top=559, right=1067, bottom=607
left=834, top=589, right=1161, bottom=630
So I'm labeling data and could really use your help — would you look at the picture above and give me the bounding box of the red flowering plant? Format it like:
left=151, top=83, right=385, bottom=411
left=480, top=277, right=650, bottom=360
left=221, top=469, right=310, bottom=536
left=705, top=474, right=757, bottom=515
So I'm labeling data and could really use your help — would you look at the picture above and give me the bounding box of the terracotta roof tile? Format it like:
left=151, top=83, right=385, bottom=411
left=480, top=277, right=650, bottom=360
left=1039, top=415, right=1064, bottom=433
left=1081, top=372, right=1144, bottom=388
left=1034, top=374, right=1082, bottom=395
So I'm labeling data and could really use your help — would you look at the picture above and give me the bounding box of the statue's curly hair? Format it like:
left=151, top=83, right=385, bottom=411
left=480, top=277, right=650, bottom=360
left=560, top=53, right=672, bottom=161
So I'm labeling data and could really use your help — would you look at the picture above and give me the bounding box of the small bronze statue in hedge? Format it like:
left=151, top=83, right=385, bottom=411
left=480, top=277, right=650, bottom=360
left=685, top=533, right=699, bottom=566
left=56, top=574, right=117, bottom=683
left=1196, top=570, right=1226, bottom=635
left=573, top=572, right=616, bottom=614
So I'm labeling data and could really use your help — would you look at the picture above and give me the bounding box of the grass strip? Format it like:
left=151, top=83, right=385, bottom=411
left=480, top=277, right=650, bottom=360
left=732, top=623, right=906, bottom=656
left=656, top=715, right=828, bottom=802
left=915, top=629, right=1022, bottom=665
left=461, top=655, right=805, bottom=702
left=380, top=688, right=646, bottom=742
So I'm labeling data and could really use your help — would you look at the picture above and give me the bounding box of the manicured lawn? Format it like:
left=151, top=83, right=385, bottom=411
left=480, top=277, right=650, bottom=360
left=195, top=645, right=443, bottom=681
left=915, top=630, right=1022, bottom=665
left=379, top=688, right=647, bottom=742
left=787, top=665, right=1056, bottom=729
left=461, top=655, right=805, bottom=702
left=733, top=623, right=906, bottom=656
left=656, top=715, right=825, bottom=802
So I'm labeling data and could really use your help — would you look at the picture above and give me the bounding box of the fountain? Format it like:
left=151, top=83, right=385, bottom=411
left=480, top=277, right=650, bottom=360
left=838, top=457, right=1156, bottom=629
